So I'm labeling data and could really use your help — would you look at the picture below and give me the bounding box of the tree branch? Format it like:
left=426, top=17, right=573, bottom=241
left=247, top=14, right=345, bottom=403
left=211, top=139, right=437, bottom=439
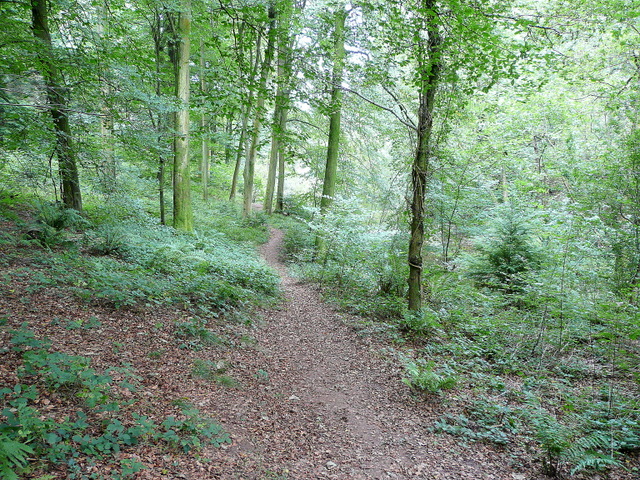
left=341, top=86, right=417, bottom=131
left=0, top=101, right=107, bottom=117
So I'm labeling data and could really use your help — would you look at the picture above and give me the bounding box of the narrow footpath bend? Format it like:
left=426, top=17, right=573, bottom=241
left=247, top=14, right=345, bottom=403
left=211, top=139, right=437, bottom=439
left=205, top=229, right=524, bottom=479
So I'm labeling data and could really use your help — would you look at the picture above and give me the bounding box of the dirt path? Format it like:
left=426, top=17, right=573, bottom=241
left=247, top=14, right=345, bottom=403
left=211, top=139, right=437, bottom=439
left=204, top=229, right=525, bottom=479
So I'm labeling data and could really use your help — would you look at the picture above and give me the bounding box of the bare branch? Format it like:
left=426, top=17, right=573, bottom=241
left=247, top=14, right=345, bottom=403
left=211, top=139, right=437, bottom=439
left=341, top=86, right=417, bottom=131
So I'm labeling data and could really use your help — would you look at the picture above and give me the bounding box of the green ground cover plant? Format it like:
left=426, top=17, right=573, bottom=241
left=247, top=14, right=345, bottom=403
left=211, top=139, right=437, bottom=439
left=2, top=326, right=230, bottom=478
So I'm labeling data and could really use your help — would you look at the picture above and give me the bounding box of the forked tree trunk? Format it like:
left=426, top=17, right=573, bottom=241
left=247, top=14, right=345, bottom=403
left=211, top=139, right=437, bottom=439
left=31, top=0, right=82, bottom=211
left=407, top=0, right=442, bottom=312
left=172, top=0, right=193, bottom=232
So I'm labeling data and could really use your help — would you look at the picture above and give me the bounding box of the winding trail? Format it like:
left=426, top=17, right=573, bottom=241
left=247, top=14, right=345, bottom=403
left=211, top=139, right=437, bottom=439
left=206, top=229, right=521, bottom=479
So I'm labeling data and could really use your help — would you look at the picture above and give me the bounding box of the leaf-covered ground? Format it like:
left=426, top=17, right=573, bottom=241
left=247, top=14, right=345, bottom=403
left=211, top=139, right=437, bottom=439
left=1, top=227, right=639, bottom=479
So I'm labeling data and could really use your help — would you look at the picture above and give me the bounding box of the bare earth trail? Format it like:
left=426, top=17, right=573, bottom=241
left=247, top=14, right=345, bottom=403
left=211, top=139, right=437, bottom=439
left=204, top=229, right=525, bottom=479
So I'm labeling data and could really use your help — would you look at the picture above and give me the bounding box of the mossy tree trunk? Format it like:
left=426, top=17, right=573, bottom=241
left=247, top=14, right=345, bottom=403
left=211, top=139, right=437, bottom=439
left=172, top=0, right=193, bottom=232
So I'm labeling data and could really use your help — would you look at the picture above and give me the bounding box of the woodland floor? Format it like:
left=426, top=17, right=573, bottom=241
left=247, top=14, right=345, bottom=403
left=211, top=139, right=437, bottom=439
left=2, top=227, right=637, bottom=479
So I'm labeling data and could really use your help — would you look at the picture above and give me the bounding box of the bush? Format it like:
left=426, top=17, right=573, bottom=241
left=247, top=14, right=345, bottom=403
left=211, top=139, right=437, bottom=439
left=467, top=207, right=542, bottom=294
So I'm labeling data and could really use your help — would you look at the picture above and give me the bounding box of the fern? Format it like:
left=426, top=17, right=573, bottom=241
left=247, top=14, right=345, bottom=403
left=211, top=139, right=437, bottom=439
left=566, top=432, right=621, bottom=474
left=523, top=396, right=622, bottom=477
left=402, top=360, right=458, bottom=395
left=0, top=434, right=34, bottom=480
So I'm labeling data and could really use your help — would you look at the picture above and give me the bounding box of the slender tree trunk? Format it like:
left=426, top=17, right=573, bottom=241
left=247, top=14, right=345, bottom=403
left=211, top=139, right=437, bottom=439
left=243, top=4, right=277, bottom=216
left=316, top=7, right=347, bottom=254
left=200, top=38, right=210, bottom=201
left=275, top=106, right=289, bottom=213
left=31, top=0, right=82, bottom=211
left=224, top=116, right=234, bottom=164
left=407, top=0, right=442, bottom=312
left=264, top=105, right=281, bottom=214
left=265, top=0, right=294, bottom=214
left=152, top=14, right=168, bottom=225
left=97, top=4, right=116, bottom=192
left=230, top=23, right=262, bottom=201
left=229, top=109, right=248, bottom=200
left=172, top=0, right=193, bottom=232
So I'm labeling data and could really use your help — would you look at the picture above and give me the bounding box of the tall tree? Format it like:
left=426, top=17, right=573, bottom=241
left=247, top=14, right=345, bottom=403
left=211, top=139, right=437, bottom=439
left=407, top=0, right=442, bottom=311
left=30, top=0, right=82, bottom=211
left=172, top=0, right=193, bottom=232
left=265, top=0, right=295, bottom=214
left=200, top=37, right=211, bottom=201
left=243, top=3, right=277, bottom=216
left=316, top=5, right=347, bottom=253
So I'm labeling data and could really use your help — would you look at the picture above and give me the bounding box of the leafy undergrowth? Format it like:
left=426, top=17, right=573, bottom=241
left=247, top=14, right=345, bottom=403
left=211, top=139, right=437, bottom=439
left=279, top=210, right=640, bottom=479
left=0, top=197, right=279, bottom=478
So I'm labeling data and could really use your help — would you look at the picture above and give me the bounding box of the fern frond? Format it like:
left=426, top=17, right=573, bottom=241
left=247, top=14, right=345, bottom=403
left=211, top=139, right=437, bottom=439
left=0, top=434, right=34, bottom=479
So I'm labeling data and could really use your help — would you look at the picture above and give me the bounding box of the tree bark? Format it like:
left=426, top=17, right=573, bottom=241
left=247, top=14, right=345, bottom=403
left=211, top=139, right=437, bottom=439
left=316, top=7, right=347, bottom=255
left=229, top=110, right=248, bottom=200
left=31, top=0, right=82, bottom=211
left=275, top=106, right=289, bottom=213
left=407, top=0, right=442, bottom=312
left=243, top=3, right=277, bottom=216
left=152, top=12, right=168, bottom=225
left=265, top=0, right=294, bottom=214
left=200, top=38, right=210, bottom=201
left=229, top=22, right=261, bottom=201
left=172, top=0, right=193, bottom=232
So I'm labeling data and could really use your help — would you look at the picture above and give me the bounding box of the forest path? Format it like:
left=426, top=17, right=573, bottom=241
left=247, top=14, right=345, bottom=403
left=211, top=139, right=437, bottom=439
left=206, top=228, right=521, bottom=479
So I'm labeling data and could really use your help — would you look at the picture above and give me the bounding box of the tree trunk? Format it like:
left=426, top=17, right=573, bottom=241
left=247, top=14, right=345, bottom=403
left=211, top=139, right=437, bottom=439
left=407, top=0, right=442, bottom=312
left=229, top=109, right=248, bottom=200
left=264, top=105, right=282, bottom=214
left=152, top=13, right=168, bottom=225
left=98, top=2, right=116, bottom=192
left=275, top=106, right=289, bottom=213
left=31, top=0, right=82, bottom=211
left=229, top=23, right=262, bottom=201
left=172, top=0, right=193, bottom=232
left=265, top=0, right=294, bottom=214
left=243, top=3, right=277, bottom=216
left=316, top=7, right=347, bottom=254
left=200, top=38, right=210, bottom=201
left=224, top=116, right=234, bottom=164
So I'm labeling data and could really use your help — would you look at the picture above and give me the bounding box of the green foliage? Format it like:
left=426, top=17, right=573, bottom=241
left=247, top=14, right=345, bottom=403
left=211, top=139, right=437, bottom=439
left=1, top=327, right=229, bottom=478
left=24, top=201, right=89, bottom=248
left=85, top=224, right=129, bottom=256
left=398, top=308, right=442, bottom=337
left=0, top=433, right=34, bottom=480
left=35, top=201, right=87, bottom=231
left=287, top=198, right=407, bottom=318
left=201, top=201, right=270, bottom=245
left=402, top=359, right=457, bottom=395
left=522, top=397, right=622, bottom=476
left=14, top=204, right=280, bottom=312
left=282, top=219, right=317, bottom=262
left=467, top=207, right=542, bottom=294
left=433, top=398, right=519, bottom=446
left=175, top=317, right=223, bottom=350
